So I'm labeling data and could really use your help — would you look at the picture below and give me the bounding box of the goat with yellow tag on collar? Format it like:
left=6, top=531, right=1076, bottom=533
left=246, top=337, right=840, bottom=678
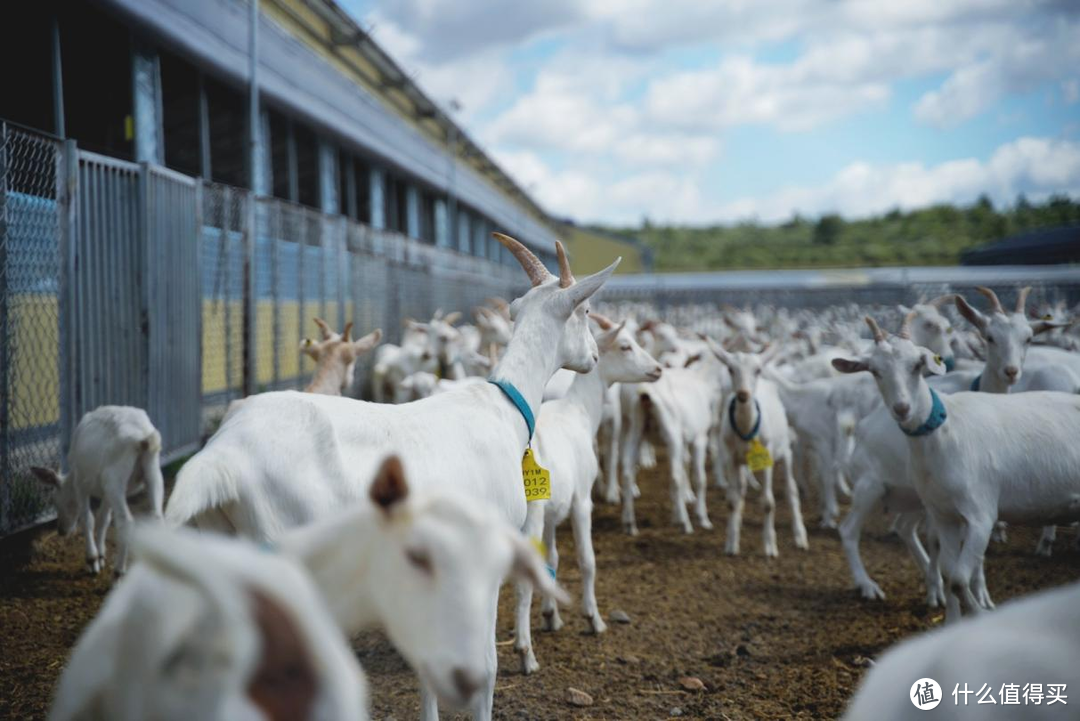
left=701, top=334, right=810, bottom=559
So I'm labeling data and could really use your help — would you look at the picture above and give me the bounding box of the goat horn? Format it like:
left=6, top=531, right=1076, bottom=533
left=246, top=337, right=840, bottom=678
left=342, top=321, right=353, bottom=342
left=975, top=286, right=1005, bottom=315
left=1015, top=286, right=1032, bottom=314
left=313, top=317, right=332, bottom=340
left=865, top=316, right=886, bottom=344
left=492, top=232, right=551, bottom=287
left=898, top=309, right=919, bottom=340
left=485, top=297, right=509, bottom=313
left=556, top=240, right=575, bottom=288
left=926, top=293, right=957, bottom=308
left=590, top=312, right=615, bottom=330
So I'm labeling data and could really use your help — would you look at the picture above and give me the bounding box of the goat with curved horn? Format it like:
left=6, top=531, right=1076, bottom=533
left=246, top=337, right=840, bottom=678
left=556, top=240, right=575, bottom=288
left=865, top=316, right=887, bottom=344
left=590, top=312, right=615, bottom=330
left=492, top=232, right=552, bottom=287
left=897, top=309, right=919, bottom=340
left=313, top=317, right=333, bottom=341
left=1015, top=286, right=1032, bottom=314
left=975, top=286, right=1005, bottom=315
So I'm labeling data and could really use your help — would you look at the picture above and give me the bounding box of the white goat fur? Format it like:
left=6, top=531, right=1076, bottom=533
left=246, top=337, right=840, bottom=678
left=708, top=340, right=809, bottom=557
left=166, top=233, right=619, bottom=720
left=513, top=316, right=662, bottom=674
left=32, top=406, right=164, bottom=575
left=50, top=525, right=367, bottom=721
left=844, top=581, right=1080, bottom=721
left=833, top=317, right=1080, bottom=622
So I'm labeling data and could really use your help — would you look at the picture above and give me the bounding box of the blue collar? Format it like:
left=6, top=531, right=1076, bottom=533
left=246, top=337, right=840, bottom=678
left=901, top=388, right=947, bottom=437
left=728, top=397, right=762, bottom=441
left=944, top=356, right=956, bottom=372
left=488, top=379, right=535, bottom=440
left=970, top=374, right=981, bottom=392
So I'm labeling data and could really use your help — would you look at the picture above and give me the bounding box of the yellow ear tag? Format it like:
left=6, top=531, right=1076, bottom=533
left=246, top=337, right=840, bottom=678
left=934, top=354, right=943, bottom=365
left=522, top=448, right=551, bottom=501
left=747, top=439, right=773, bottom=472
left=1043, top=314, right=1054, bottom=321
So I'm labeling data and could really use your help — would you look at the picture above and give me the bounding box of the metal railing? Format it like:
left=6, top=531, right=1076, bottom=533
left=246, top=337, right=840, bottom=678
left=0, top=118, right=526, bottom=536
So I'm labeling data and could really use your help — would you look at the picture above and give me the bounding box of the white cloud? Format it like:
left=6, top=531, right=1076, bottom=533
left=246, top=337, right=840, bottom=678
left=714, top=137, right=1080, bottom=223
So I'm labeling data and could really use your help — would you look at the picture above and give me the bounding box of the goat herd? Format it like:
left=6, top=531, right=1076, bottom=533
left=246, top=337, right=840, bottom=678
left=19, top=233, right=1080, bottom=719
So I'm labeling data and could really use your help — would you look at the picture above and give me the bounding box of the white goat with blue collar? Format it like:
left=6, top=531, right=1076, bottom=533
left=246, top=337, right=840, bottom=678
left=833, top=315, right=1080, bottom=622
left=705, top=338, right=809, bottom=557
left=166, top=233, right=619, bottom=721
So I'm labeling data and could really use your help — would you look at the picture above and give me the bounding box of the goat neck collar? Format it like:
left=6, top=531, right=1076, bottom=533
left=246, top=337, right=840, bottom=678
left=901, top=387, right=947, bottom=437
left=728, top=396, right=762, bottom=441
left=970, top=374, right=981, bottom=392
left=488, top=379, right=535, bottom=441
left=944, top=355, right=956, bottom=372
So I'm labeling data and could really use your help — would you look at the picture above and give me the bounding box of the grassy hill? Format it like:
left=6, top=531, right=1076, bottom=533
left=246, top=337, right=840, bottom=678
left=594, top=194, right=1079, bottom=272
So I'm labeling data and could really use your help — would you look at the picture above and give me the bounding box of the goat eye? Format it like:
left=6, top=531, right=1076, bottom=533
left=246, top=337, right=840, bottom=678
left=987, top=336, right=995, bottom=344
left=406, top=549, right=433, bottom=575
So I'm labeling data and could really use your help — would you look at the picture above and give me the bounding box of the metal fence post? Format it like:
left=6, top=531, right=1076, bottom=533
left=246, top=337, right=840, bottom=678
left=58, top=139, right=78, bottom=469
left=0, top=122, right=9, bottom=531
left=243, top=193, right=256, bottom=397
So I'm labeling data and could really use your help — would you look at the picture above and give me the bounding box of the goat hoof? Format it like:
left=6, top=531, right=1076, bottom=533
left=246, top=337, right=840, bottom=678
left=764, top=544, right=779, bottom=558
left=631, top=485, right=641, bottom=498
left=604, top=491, right=620, bottom=504
left=819, top=519, right=838, bottom=530
left=794, top=533, right=809, bottom=550
left=623, top=523, right=639, bottom=537
left=860, top=582, right=885, bottom=601
left=541, top=609, right=564, bottom=632
left=518, top=649, right=540, bottom=676
left=680, top=522, right=694, bottom=535
left=698, top=518, right=714, bottom=531
left=725, top=545, right=740, bottom=556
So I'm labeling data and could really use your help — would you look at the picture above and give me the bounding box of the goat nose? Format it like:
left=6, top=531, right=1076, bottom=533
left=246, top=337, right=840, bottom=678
left=451, top=667, right=481, bottom=700
left=1004, top=366, right=1019, bottom=380
left=893, top=402, right=910, bottom=419
left=736, top=390, right=750, bottom=403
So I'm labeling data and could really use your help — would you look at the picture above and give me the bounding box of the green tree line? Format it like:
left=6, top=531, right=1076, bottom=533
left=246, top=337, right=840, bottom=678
left=597, top=194, right=1080, bottom=271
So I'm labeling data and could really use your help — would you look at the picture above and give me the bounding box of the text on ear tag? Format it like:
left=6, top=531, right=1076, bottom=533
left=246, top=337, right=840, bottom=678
left=747, top=439, right=773, bottom=472
left=522, top=448, right=551, bottom=501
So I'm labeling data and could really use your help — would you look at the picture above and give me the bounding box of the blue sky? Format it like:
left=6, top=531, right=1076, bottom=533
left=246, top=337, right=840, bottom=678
left=340, top=0, right=1080, bottom=226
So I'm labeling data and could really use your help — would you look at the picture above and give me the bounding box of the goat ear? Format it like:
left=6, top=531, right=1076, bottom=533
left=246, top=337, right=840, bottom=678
left=246, top=588, right=318, bottom=719
left=683, top=353, right=703, bottom=368
left=557, top=257, right=621, bottom=309
left=1031, top=320, right=1068, bottom=336
left=369, top=456, right=409, bottom=513
left=442, top=311, right=462, bottom=326
left=509, top=533, right=570, bottom=605
left=955, top=295, right=987, bottom=332
left=923, top=350, right=947, bottom=376
left=353, top=328, right=382, bottom=353
left=700, top=334, right=732, bottom=367
left=832, top=357, right=869, bottom=374
left=312, top=317, right=333, bottom=341
left=31, top=466, right=61, bottom=488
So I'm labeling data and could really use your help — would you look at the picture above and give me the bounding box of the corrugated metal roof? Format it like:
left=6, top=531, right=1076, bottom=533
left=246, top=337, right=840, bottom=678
left=98, top=0, right=558, bottom=252
left=962, top=225, right=1080, bottom=266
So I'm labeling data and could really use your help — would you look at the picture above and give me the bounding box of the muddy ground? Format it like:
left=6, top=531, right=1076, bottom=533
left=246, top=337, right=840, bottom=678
left=2, top=465, right=1077, bottom=720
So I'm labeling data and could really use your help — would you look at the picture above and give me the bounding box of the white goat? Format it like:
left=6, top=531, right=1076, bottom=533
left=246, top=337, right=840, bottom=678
left=371, top=320, right=434, bottom=403
left=833, top=315, right=1080, bottom=622
left=513, top=314, right=662, bottom=674
left=283, top=455, right=565, bottom=711
left=706, top=339, right=809, bottom=557
left=50, top=524, right=367, bottom=721
left=301, top=319, right=382, bottom=396
left=32, top=406, right=164, bottom=576
left=165, top=233, right=619, bottom=720
left=618, top=355, right=724, bottom=535
left=844, top=581, right=1080, bottom=721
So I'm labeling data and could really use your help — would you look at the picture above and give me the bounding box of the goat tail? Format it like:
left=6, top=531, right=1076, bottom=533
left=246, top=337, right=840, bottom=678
left=139, top=429, right=162, bottom=455
left=164, top=451, right=241, bottom=533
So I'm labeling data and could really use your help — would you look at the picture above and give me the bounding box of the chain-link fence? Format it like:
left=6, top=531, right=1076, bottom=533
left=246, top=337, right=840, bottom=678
left=0, top=122, right=62, bottom=533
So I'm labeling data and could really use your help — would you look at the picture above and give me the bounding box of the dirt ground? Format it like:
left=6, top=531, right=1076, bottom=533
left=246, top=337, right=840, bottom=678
left=2, top=465, right=1077, bottom=720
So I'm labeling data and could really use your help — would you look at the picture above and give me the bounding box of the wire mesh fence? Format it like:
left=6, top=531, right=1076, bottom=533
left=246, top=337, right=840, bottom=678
left=0, top=122, right=62, bottom=533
